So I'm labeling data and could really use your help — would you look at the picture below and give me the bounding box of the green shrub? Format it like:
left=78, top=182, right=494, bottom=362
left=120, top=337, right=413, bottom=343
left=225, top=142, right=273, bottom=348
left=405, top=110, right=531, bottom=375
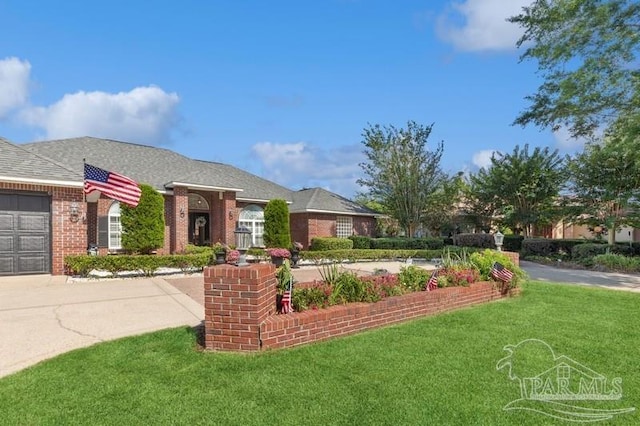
left=299, top=247, right=478, bottom=264
left=469, top=249, right=525, bottom=288
left=502, top=235, right=524, bottom=252
left=572, top=243, right=634, bottom=260
left=521, top=238, right=557, bottom=258
left=370, top=237, right=444, bottom=250
left=592, top=253, right=640, bottom=273
left=452, top=233, right=495, bottom=249
left=397, top=265, right=431, bottom=292
left=349, top=235, right=372, bottom=249
left=120, top=184, right=165, bottom=254
left=310, top=237, right=353, bottom=251
left=184, top=244, right=213, bottom=255
left=263, top=199, right=291, bottom=248
left=571, top=243, right=610, bottom=259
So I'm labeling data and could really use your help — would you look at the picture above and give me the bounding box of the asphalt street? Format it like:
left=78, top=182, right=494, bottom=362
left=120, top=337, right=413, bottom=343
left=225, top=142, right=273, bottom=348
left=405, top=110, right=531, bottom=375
left=520, top=260, right=640, bottom=292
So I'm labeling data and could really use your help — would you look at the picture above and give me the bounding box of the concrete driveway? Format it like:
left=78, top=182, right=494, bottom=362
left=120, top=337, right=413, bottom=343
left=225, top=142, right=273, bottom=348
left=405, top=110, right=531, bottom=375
left=0, top=275, right=203, bottom=379
left=2, top=260, right=638, bottom=379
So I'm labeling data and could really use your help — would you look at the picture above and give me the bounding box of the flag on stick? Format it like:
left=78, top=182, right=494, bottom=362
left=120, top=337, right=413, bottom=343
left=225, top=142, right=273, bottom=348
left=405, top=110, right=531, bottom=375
left=84, top=163, right=141, bottom=207
left=280, top=276, right=294, bottom=314
left=490, top=262, right=514, bottom=283
left=426, top=269, right=439, bottom=291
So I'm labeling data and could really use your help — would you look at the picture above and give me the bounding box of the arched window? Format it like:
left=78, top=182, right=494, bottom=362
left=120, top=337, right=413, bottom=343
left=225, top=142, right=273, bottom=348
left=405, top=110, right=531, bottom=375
left=239, top=205, right=264, bottom=247
left=108, top=202, right=122, bottom=250
left=188, top=193, right=210, bottom=211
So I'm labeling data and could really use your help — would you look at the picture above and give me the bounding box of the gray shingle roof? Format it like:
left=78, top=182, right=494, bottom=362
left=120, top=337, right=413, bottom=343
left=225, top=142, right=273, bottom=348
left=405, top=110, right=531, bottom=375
left=0, top=137, right=82, bottom=184
left=290, top=187, right=379, bottom=216
left=22, top=136, right=292, bottom=201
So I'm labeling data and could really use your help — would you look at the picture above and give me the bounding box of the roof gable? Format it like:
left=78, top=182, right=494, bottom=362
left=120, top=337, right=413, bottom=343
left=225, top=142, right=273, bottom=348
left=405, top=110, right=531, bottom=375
left=290, top=187, right=378, bottom=216
left=0, top=138, right=82, bottom=184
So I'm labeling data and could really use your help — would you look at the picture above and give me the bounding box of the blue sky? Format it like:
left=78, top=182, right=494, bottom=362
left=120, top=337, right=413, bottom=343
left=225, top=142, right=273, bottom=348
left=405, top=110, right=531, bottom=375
left=0, top=0, right=583, bottom=198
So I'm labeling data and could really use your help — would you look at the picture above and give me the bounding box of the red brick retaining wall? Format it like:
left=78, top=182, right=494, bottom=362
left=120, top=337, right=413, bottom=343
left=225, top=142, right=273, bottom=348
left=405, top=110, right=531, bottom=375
left=259, top=282, right=519, bottom=350
left=204, top=262, right=520, bottom=352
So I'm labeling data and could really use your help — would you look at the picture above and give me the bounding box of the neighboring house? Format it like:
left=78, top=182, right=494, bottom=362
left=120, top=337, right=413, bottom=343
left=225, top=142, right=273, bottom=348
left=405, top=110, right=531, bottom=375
left=552, top=220, right=639, bottom=242
left=290, top=187, right=377, bottom=245
left=1, top=136, right=379, bottom=276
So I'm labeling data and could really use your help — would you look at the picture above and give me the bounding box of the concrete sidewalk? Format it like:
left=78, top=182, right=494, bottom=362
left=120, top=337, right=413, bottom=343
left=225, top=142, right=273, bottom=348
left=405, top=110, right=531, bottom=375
left=0, top=275, right=203, bottom=379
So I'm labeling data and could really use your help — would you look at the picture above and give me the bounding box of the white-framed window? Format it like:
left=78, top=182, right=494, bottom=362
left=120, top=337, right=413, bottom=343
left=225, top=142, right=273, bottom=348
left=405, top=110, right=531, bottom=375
left=336, top=216, right=353, bottom=238
left=239, top=204, right=264, bottom=247
left=108, top=202, right=122, bottom=250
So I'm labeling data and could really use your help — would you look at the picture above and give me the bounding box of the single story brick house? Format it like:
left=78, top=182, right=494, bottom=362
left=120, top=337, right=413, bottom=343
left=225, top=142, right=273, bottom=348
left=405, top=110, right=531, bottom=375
left=0, top=137, right=378, bottom=276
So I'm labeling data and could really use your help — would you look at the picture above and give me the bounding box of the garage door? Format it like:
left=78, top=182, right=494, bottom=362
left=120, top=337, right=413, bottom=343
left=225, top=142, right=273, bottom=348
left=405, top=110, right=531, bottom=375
left=0, top=193, right=51, bottom=276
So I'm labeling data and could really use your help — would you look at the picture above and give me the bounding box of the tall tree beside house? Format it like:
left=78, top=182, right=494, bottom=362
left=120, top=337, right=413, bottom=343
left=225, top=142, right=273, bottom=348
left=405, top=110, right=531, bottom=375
left=420, top=171, right=464, bottom=236
left=469, top=144, right=566, bottom=237
left=120, top=184, right=165, bottom=254
left=459, top=176, right=498, bottom=233
left=263, top=199, right=291, bottom=248
left=510, top=0, right=640, bottom=139
left=566, top=128, right=640, bottom=245
left=357, top=121, right=449, bottom=237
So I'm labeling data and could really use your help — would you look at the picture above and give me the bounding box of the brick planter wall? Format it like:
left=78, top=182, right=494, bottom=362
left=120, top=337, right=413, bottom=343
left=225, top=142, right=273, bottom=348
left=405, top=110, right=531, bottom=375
left=204, top=261, right=520, bottom=352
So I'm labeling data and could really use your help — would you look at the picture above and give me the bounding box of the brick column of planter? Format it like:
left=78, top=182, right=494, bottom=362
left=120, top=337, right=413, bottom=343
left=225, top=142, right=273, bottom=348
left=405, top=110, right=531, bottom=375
left=204, top=263, right=276, bottom=351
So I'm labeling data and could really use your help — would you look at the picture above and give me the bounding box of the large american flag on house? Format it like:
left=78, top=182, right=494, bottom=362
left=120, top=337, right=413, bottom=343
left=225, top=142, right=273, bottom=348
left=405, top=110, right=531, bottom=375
left=84, top=163, right=142, bottom=207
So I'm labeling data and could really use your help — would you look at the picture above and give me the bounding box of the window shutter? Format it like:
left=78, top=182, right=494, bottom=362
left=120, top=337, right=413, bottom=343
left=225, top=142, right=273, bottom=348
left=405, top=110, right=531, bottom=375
left=98, top=216, right=109, bottom=248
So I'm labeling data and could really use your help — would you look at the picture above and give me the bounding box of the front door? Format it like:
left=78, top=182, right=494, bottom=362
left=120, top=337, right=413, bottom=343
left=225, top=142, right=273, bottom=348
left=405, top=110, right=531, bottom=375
left=189, top=212, right=210, bottom=246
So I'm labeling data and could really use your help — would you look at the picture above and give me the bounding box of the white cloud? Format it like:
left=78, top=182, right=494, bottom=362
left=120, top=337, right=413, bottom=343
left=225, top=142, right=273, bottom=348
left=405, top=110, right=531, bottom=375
left=472, top=149, right=497, bottom=169
left=252, top=142, right=365, bottom=198
left=0, top=57, right=31, bottom=117
left=553, top=127, right=588, bottom=151
left=436, top=0, right=530, bottom=52
left=20, top=86, right=180, bottom=145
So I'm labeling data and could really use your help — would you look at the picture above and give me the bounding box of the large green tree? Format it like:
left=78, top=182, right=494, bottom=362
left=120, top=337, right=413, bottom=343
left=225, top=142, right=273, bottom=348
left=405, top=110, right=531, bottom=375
left=566, top=127, right=640, bottom=244
left=357, top=121, right=450, bottom=237
left=469, top=145, right=566, bottom=236
left=120, top=184, right=165, bottom=254
left=510, top=0, right=640, bottom=138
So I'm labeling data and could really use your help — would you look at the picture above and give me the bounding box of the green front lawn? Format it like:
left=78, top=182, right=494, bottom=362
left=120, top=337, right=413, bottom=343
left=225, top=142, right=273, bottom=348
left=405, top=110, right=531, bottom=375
left=1, top=282, right=639, bottom=425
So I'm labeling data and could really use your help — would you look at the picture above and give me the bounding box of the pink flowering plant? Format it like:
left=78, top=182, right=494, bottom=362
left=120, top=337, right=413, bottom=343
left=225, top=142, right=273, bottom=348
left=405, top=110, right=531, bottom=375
left=226, top=249, right=240, bottom=263
left=267, top=248, right=291, bottom=258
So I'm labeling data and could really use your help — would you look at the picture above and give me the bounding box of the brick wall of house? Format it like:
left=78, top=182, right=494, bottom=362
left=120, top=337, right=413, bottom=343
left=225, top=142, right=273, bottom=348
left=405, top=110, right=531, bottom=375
left=353, top=216, right=376, bottom=237
left=0, top=182, right=86, bottom=275
left=290, top=213, right=376, bottom=248
left=203, top=262, right=520, bottom=352
left=221, top=192, right=237, bottom=244
left=171, top=187, right=188, bottom=253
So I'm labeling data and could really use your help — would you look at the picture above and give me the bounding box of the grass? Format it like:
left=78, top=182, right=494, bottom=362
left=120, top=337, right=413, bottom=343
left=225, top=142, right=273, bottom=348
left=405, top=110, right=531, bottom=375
left=1, top=282, right=639, bottom=425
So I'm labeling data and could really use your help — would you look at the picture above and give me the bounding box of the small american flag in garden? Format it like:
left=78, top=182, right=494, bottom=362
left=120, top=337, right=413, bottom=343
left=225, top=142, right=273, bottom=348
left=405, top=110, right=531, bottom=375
left=84, top=163, right=141, bottom=207
left=281, top=290, right=293, bottom=314
left=490, top=262, right=514, bottom=283
left=281, top=276, right=294, bottom=314
left=426, top=269, right=439, bottom=291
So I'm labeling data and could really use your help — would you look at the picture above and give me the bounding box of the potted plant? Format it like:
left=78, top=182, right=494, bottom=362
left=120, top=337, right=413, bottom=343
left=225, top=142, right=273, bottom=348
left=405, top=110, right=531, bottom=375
left=290, top=241, right=303, bottom=268
left=212, top=242, right=226, bottom=265
left=267, top=247, right=291, bottom=266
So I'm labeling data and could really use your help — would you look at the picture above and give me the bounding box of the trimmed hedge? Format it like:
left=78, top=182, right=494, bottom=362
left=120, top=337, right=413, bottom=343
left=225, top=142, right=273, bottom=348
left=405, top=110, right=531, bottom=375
left=370, top=237, right=444, bottom=250
left=349, top=235, right=373, bottom=249
left=453, top=233, right=495, bottom=249
left=64, top=253, right=211, bottom=277
left=503, top=235, right=524, bottom=252
left=300, top=246, right=476, bottom=263
left=310, top=237, right=354, bottom=251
